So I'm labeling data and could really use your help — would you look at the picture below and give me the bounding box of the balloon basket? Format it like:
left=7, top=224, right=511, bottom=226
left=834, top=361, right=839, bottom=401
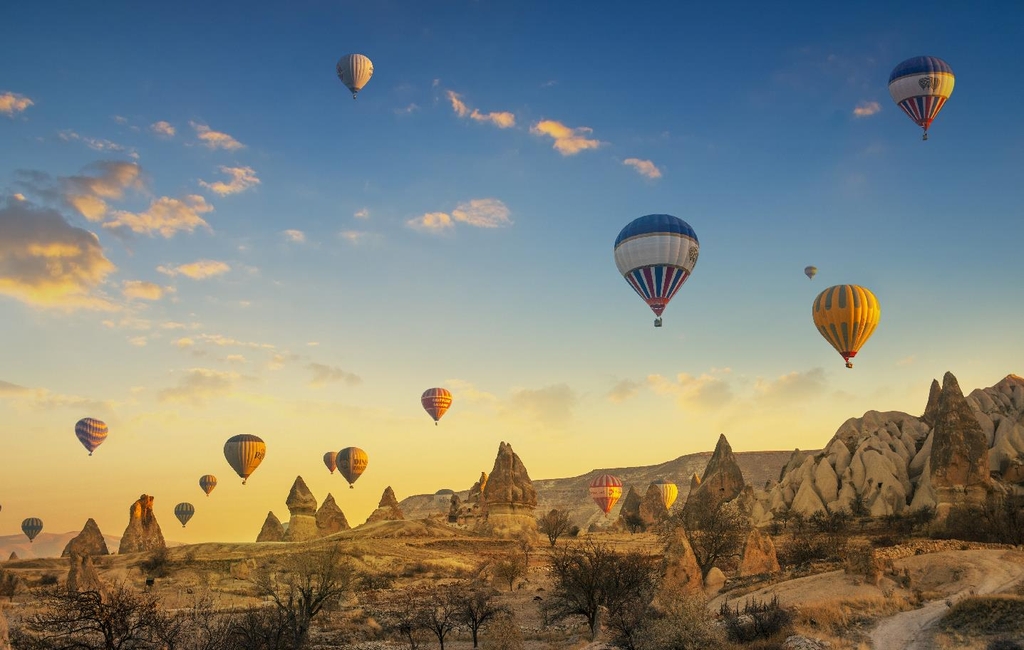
left=654, top=317, right=663, bottom=328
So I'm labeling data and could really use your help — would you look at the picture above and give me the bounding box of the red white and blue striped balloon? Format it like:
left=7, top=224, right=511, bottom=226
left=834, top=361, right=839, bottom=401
left=614, top=214, right=699, bottom=325
left=888, top=56, right=954, bottom=140
left=589, top=474, right=623, bottom=515
left=74, top=417, right=108, bottom=455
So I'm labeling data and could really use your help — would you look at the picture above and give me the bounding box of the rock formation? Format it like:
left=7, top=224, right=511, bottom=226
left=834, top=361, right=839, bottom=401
left=684, top=434, right=745, bottom=516
left=256, top=511, right=285, bottom=542
left=284, top=476, right=319, bottom=542
left=365, top=486, right=405, bottom=524
left=762, top=371, right=1023, bottom=523
left=61, top=518, right=109, bottom=558
left=67, top=553, right=103, bottom=593
left=481, top=442, right=538, bottom=538
left=618, top=486, right=642, bottom=524
left=6, top=552, right=17, bottom=562
left=661, top=525, right=703, bottom=593
left=118, top=495, right=166, bottom=554
left=315, top=493, right=350, bottom=536
left=639, top=483, right=670, bottom=527
left=468, top=472, right=488, bottom=505
left=739, top=528, right=780, bottom=577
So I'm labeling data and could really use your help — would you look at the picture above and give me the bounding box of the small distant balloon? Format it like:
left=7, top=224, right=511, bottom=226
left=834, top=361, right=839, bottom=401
left=421, top=387, right=453, bottom=425
left=323, top=451, right=338, bottom=474
left=75, top=417, right=108, bottom=455
left=804, top=266, right=818, bottom=280
left=812, top=284, right=881, bottom=369
left=22, top=518, right=43, bottom=543
left=650, top=479, right=678, bottom=510
left=199, top=474, right=217, bottom=496
left=337, top=53, right=374, bottom=99
left=223, top=434, right=266, bottom=484
left=336, top=447, right=368, bottom=488
left=174, top=502, right=195, bottom=528
left=589, top=474, right=623, bottom=516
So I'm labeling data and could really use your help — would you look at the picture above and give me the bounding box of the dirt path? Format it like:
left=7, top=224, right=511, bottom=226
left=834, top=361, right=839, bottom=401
left=868, top=550, right=1024, bottom=650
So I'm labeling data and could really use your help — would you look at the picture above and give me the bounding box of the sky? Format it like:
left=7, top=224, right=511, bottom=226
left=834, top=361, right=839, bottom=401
left=1, top=1, right=1022, bottom=545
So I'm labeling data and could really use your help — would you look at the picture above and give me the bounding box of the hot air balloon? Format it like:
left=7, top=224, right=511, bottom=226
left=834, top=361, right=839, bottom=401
left=199, top=474, right=217, bottom=496
left=614, top=214, right=700, bottom=327
left=21, top=518, right=42, bottom=543
left=812, top=284, right=881, bottom=369
left=888, top=56, right=955, bottom=140
left=589, top=475, right=623, bottom=516
left=174, top=502, right=195, bottom=528
left=804, top=266, right=818, bottom=280
left=74, top=417, right=108, bottom=455
left=336, top=447, right=368, bottom=488
left=650, top=479, right=678, bottom=510
left=337, top=53, right=374, bottom=99
left=421, top=387, right=452, bottom=425
left=323, top=451, right=338, bottom=475
left=224, top=434, right=266, bottom=485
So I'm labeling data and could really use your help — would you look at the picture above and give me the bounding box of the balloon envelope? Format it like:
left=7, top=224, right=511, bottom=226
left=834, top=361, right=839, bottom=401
left=804, top=266, right=818, bottom=280
left=589, top=474, right=623, bottom=515
left=323, top=451, right=338, bottom=474
left=75, top=417, right=108, bottom=455
left=421, top=387, right=453, bottom=424
left=812, top=284, right=881, bottom=368
left=336, top=53, right=374, bottom=98
left=888, top=56, right=954, bottom=139
left=174, top=502, right=195, bottom=528
left=224, top=434, right=266, bottom=484
left=651, top=479, right=678, bottom=510
left=336, top=447, right=368, bottom=488
left=199, top=474, right=217, bottom=496
left=614, top=214, right=699, bottom=324
left=22, top=517, right=42, bottom=543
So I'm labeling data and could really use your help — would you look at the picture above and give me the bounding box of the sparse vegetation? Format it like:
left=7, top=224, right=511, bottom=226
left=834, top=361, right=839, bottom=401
left=537, top=508, right=573, bottom=547
left=670, top=496, right=749, bottom=580
left=0, top=567, right=22, bottom=601
left=632, top=585, right=726, bottom=650
left=492, top=552, right=527, bottom=592
left=138, top=547, right=171, bottom=578
left=936, top=497, right=1024, bottom=545
left=939, top=594, right=1024, bottom=640
left=719, top=595, right=794, bottom=643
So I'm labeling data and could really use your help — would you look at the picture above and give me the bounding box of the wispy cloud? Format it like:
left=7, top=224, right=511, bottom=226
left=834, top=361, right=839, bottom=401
left=189, top=121, right=244, bottom=150
left=407, top=198, right=512, bottom=233
left=648, top=369, right=734, bottom=410
left=282, top=229, right=305, bottom=243
left=606, top=379, right=642, bottom=403
left=150, top=121, right=175, bottom=137
left=853, top=101, right=881, bottom=118
left=623, top=158, right=662, bottom=179
left=128, top=336, right=148, bottom=347
left=157, top=368, right=246, bottom=405
left=394, top=103, right=419, bottom=115
left=58, top=130, right=135, bottom=157
left=753, top=368, right=827, bottom=402
left=104, top=195, right=213, bottom=238
left=0, top=200, right=117, bottom=310
left=0, top=92, right=34, bottom=117
left=122, top=280, right=169, bottom=301
left=446, top=91, right=516, bottom=129
left=308, top=362, right=362, bottom=388
left=507, top=383, right=578, bottom=428
left=339, top=230, right=377, bottom=244
left=199, top=166, right=260, bottom=196
left=157, top=259, right=230, bottom=280
left=354, top=208, right=370, bottom=219
left=0, top=378, right=113, bottom=411
left=42, top=161, right=144, bottom=222
left=530, top=120, right=602, bottom=156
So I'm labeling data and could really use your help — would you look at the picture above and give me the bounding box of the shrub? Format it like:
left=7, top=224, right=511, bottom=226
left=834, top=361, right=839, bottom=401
left=719, top=595, right=793, bottom=643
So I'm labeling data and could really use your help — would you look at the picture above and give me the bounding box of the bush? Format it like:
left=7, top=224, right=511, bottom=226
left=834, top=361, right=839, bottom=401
left=359, top=571, right=396, bottom=591
left=634, top=586, right=725, bottom=650
left=988, top=640, right=1024, bottom=650
left=719, top=595, right=793, bottom=643
left=138, top=547, right=171, bottom=578
left=936, top=498, right=1024, bottom=545
left=38, top=574, right=59, bottom=587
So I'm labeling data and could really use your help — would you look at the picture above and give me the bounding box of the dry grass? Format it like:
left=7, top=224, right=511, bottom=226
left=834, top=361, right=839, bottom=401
left=790, top=593, right=918, bottom=649
left=937, top=594, right=1024, bottom=646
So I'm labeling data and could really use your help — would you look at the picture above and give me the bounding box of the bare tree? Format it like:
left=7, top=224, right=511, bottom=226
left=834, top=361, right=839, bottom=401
left=419, top=583, right=461, bottom=650
left=458, top=582, right=502, bottom=648
left=251, top=544, right=355, bottom=648
left=491, top=553, right=526, bottom=592
left=0, top=568, right=21, bottom=602
left=537, top=509, right=572, bottom=547
left=516, top=535, right=534, bottom=568
left=672, top=496, right=749, bottom=580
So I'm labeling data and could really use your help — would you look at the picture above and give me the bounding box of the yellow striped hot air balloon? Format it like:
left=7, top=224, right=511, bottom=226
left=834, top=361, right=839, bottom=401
left=650, top=479, right=678, bottom=510
left=74, top=417, right=108, bottom=455
left=336, top=447, right=368, bottom=488
left=812, top=284, right=881, bottom=368
left=223, top=434, right=266, bottom=484
left=336, top=53, right=374, bottom=99
left=199, top=474, right=217, bottom=496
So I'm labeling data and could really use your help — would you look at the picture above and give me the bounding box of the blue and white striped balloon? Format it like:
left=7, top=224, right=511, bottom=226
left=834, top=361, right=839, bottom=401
left=888, top=56, right=955, bottom=140
left=614, top=214, right=699, bottom=327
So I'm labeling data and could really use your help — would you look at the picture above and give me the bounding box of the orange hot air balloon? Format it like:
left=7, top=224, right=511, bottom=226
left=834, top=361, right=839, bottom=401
left=323, top=451, right=338, bottom=474
left=199, top=474, right=217, bottom=496
left=336, top=447, right=368, bottom=488
left=812, top=284, right=881, bottom=369
left=224, top=434, right=266, bottom=484
left=421, top=387, right=452, bottom=425
left=589, top=474, right=623, bottom=516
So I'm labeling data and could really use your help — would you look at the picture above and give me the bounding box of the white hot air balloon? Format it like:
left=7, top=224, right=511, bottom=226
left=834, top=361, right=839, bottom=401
left=337, top=54, right=374, bottom=99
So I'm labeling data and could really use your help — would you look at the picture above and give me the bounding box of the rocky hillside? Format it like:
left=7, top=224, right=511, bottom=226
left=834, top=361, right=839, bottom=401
left=399, top=448, right=798, bottom=529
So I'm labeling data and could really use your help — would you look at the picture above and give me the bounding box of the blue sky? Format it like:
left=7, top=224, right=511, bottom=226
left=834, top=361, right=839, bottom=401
left=1, top=1, right=1022, bottom=544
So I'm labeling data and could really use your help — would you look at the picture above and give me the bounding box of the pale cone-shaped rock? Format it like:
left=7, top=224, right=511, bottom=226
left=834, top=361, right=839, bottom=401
left=639, top=483, right=669, bottom=526
left=6, top=553, right=16, bottom=562
left=739, top=528, right=780, bottom=577
left=618, top=486, right=642, bottom=523
left=480, top=442, right=538, bottom=539
left=661, top=525, right=703, bottom=594
left=118, top=495, right=166, bottom=555
left=67, top=553, right=104, bottom=593
left=315, top=493, right=350, bottom=535
left=705, top=567, right=726, bottom=593
left=365, top=486, right=405, bottom=524
left=256, top=511, right=285, bottom=542
left=685, top=434, right=745, bottom=516
left=931, top=372, right=991, bottom=490
left=62, top=518, right=109, bottom=558
left=286, top=476, right=317, bottom=516
left=284, top=515, right=319, bottom=542
left=468, top=471, right=488, bottom=504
